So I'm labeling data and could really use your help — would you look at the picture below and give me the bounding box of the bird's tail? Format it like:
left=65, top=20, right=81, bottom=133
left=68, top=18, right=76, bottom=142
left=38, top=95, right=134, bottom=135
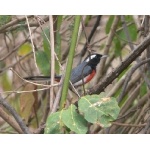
left=24, top=75, right=62, bottom=82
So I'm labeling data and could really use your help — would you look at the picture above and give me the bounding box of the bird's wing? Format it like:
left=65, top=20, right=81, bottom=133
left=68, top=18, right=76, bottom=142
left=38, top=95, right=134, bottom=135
left=70, top=62, right=92, bottom=84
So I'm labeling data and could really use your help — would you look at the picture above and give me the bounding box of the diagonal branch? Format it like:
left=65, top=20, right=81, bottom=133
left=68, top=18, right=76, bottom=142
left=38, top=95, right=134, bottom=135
left=88, top=33, right=150, bottom=94
left=0, top=95, right=30, bottom=134
left=81, top=15, right=102, bottom=56
left=0, top=107, right=23, bottom=133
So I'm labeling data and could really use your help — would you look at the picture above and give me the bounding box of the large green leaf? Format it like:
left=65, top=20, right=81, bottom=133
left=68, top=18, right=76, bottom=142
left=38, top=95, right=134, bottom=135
left=36, top=51, right=50, bottom=75
left=44, top=111, right=64, bottom=134
left=78, top=94, right=120, bottom=128
left=124, top=16, right=137, bottom=41
left=62, top=105, right=88, bottom=134
left=116, top=16, right=137, bottom=42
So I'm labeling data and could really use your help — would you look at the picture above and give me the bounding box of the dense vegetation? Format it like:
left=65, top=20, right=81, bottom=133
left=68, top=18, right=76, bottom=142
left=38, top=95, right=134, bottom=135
left=0, top=15, right=149, bottom=134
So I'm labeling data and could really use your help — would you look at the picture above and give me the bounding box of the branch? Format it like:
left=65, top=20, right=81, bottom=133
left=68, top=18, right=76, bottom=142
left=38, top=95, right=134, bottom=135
left=81, top=15, right=102, bottom=56
left=0, top=95, right=30, bottom=134
left=0, top=15, right=33, bottom=33
left=0, top=107, right=23, bottom=133
left=88, top=33, right=150, bottom=94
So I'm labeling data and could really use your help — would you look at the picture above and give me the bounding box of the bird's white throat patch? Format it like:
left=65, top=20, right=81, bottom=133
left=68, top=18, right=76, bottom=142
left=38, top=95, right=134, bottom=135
left=85, top=54, right=96, bottom=62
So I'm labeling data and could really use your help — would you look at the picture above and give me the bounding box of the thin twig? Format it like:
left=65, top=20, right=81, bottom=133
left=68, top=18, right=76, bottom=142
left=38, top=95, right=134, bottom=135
left=69, top=81, right=81, bottom=98
left=49, top=15, right=55, bottom=111
left=11, top=68, right=60, bottom=88
left=51, top=75, right=65, bottom=113
left=25, top=15, right=39, bottom=72
left=35, top=16, right=62, bottom=69
left=0, top=87, right=50, bottom=94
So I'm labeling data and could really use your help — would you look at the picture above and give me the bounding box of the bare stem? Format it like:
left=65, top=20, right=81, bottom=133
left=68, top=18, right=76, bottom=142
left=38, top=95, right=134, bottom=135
left=49, top=16, right=55, bottom=111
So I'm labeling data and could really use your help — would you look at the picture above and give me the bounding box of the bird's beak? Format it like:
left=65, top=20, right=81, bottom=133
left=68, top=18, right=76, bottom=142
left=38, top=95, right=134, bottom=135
left=101, top=55, right=108, bottom=59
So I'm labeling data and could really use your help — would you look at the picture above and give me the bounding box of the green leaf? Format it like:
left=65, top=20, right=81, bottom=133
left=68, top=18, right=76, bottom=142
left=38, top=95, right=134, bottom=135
left=78, top=94, right=120, bottom=128
left=44, top=111, right=64, bottom=134
left=113, top=37, right=122, bottom=57
left=125, top=16, right=137, bottom=41
left=62, top=104, right=88, bottom=134
left=55, top=16, right=62, bottom=74
left=42, top=27, right=50, bottom=59
left=36, top=51, right=50, bottom=75
left=85, top=15, right=92, bottom=26
left=105, top=16, right=114, bottom=34
left=128, top=23, right=137, bottom=41
left=17, top=43, right=32, bottom=56
left=0, top=73, right=12, bottom=91
left=116, top=16, right=137, bottom=43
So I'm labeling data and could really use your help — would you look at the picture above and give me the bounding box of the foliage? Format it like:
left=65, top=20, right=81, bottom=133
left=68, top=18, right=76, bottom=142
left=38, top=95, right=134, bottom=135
left=0, top=15, right=149, bottom=134
left=45, top=94, right=120, bottom=134
left=0, top=15, right=11, bottom=27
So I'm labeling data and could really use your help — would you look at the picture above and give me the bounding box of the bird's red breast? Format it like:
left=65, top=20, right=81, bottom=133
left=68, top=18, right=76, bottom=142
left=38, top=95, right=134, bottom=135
left=85, top=69, right=96, bottom=83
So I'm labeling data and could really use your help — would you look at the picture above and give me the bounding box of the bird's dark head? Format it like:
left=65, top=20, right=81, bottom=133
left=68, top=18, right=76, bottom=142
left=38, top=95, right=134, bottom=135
left=84, top=53, right=108, bottom=68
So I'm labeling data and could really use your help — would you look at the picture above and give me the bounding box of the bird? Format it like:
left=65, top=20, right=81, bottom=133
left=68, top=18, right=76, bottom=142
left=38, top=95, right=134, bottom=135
left=24, top=53, right=107, bottom=87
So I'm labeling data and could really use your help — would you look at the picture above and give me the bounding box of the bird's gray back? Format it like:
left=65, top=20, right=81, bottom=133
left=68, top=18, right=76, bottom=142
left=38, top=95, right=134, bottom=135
left=70, top=61, right=92, bottom=84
